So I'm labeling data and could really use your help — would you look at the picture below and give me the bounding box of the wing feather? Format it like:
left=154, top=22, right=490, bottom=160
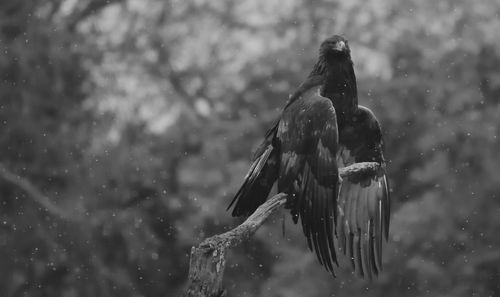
left=227, top=123, right=280, bottom=217
left=336, top=105, right=391, bottom=278
left=277, top=86, right=340, bottom=274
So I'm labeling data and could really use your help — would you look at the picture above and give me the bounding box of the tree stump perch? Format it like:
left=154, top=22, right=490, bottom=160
left=183, top=162, right=382, bottom=297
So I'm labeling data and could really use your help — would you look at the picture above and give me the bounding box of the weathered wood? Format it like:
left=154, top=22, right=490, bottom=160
left=338, top=161, right=382, bottom=179
left=183, top=162, right=382, bottom=297
left=183, top=193, right=287, bottom=297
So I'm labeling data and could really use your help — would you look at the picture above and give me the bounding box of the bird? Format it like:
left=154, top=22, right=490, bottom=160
left=227, top=35, right=390, bottom=278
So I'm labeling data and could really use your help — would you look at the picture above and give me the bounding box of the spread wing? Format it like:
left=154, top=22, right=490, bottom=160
left=227, top=121, right=280, bottom=217
left=277, top=86, right=340, bottom=274
left=226, top=76, right=326, bottom=218
left=336, top=105, right=390, bottom=279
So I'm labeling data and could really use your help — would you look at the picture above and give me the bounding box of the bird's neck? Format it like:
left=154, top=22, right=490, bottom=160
left=309, top=56, right=358, bottom=121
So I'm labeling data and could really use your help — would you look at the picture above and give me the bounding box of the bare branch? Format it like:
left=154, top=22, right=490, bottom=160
left=0, top=163, right=80, bottom=221
left=183, top=161, right=383, bottom=297
left=66, top=0, right=123, bottom=31
left=0, top=163, right=178, bottom=228
left=0, top=163, right=128, bottom=225
left=201, top=193, right=288, bottom=251
left=339, top=161, right=382, bottom=179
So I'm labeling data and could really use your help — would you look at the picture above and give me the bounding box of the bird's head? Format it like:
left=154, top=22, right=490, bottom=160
left=319, top=35, right=351, bottom=60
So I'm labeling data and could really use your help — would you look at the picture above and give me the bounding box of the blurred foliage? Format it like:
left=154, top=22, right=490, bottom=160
left=1, top=0, right=500, bottom=296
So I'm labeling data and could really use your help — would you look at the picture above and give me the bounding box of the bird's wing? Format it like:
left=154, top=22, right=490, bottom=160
left=227, top=121, right=280, bottom=217
left=336, top=105, right=390, bottom=279
left=277, top=85, right=340, bottom=274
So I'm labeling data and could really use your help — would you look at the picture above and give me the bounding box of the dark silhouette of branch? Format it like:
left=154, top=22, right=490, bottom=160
left=0, top=163, right=79, bottom=221
left=66, top=0, right=123, bottom=31
left=0, top=164, right=128, bottom=225
left=183, top=162, right=382, bottom=297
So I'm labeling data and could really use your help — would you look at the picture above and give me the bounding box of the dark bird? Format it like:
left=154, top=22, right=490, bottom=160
left=227, top=35, right=390, bottom=278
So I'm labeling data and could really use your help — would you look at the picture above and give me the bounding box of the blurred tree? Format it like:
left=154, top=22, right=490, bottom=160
left=1, top=0, right=500, bottom=296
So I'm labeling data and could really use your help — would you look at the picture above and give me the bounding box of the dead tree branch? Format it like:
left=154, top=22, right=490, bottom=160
left=0, top=163, right=79, bottom=221
left=0, top=163, right=131, bottom=225
left=183, top=162, right=382, bottom=297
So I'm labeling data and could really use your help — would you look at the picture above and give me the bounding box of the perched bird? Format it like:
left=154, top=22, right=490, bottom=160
left=227, top=35, right=390, bottom=278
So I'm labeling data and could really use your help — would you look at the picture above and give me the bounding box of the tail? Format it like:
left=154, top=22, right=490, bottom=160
left=227, top=121, right=280, bottom=217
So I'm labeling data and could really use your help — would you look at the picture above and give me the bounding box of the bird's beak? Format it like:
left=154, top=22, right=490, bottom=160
left=333, top=41, right=346, bottom=52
